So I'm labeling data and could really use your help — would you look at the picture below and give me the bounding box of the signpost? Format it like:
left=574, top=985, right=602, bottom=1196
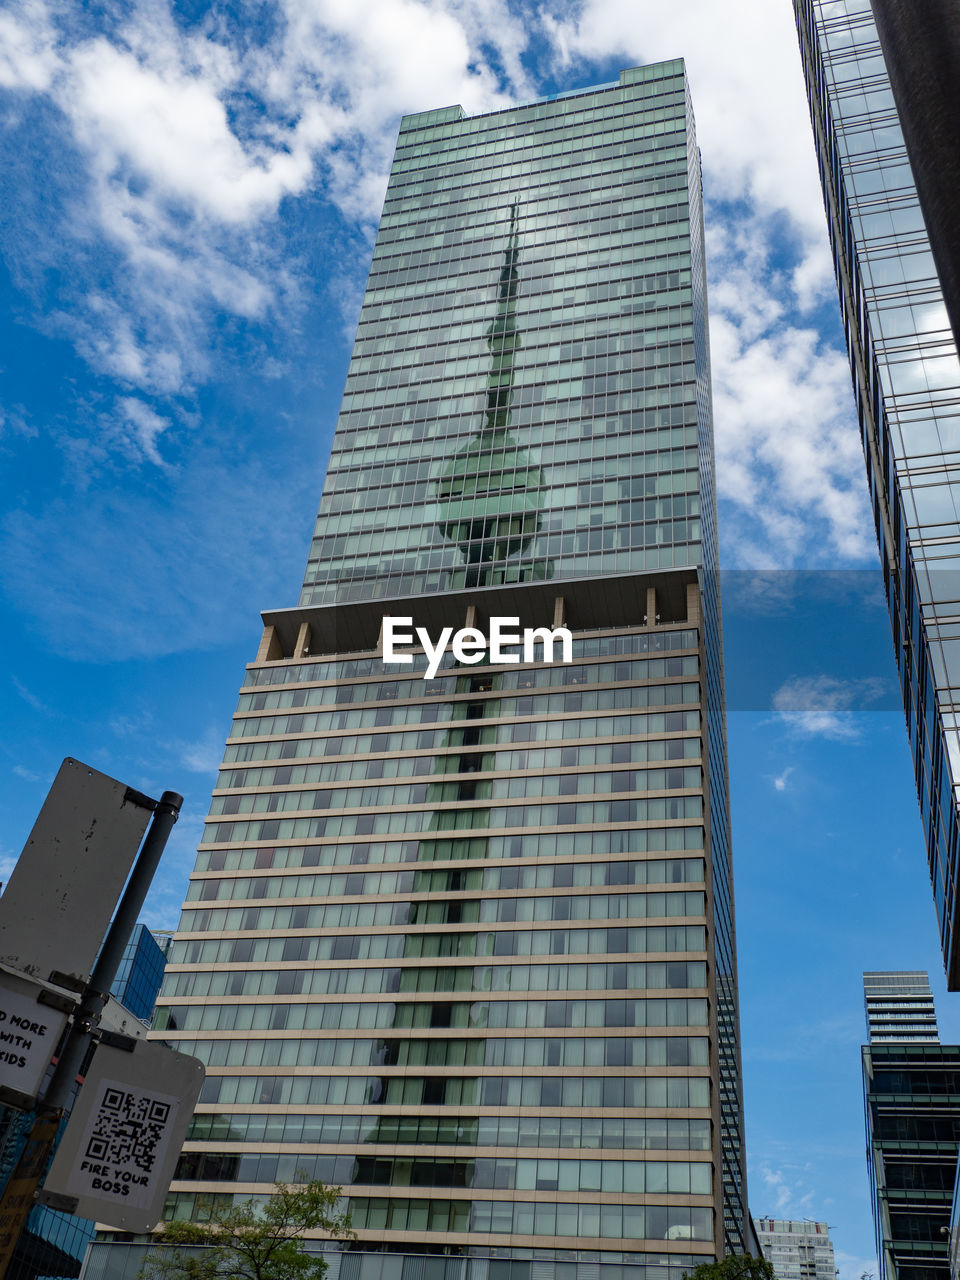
left=39, top=1039, right=204, bottom=1233
left=0, top=760, right=202, bottom=1280
left=0, top=758, right=154, bottom=988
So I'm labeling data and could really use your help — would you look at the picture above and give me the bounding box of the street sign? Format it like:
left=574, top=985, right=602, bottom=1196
left=38, top=1038, right=204, bottom=1232
left=0, top=759, right=154, bottom=987
left=0, top=972, right=68, bottom=1109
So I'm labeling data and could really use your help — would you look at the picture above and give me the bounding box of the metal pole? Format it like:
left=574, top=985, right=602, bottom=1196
left=0, top=791, right=182, bottom=1280
left=42, top=791, right=183, bottom=1113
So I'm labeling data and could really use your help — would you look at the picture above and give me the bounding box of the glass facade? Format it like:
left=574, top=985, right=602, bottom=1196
left=85, top=63, right=748, bottom=1280
left=862, top=1042, right=960, bottom=1280
left=793, top=0, right=960, bottom=984
left=861, top=973, right=958, bottom=1280
left=301, top=64, right=705, bottom=605
left=111, top=924, right=168, bottom=1023
left=153, top=620, right=740, bottom=1267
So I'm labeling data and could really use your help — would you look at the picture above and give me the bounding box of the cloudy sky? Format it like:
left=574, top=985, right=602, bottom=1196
left=1, top=0, right=954, bottom=1273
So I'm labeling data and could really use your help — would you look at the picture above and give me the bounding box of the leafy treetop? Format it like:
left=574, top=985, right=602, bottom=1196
left=683, top=1257, right=778, bottom=1280
left=139, top=1179, right=355, bottom=1280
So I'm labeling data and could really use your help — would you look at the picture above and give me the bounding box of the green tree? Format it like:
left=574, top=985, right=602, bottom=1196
left=140, top=1179, right=354, bottom=1280
left=683, top=1258, right=778, bottom=1280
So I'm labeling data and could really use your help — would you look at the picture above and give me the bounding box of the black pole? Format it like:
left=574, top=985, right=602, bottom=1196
left=41, top=790, right=183, bottom=1112
left=0, top=790, right=183, bottom=1280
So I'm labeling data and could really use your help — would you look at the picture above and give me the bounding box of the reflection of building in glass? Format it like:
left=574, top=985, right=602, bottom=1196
left=755, top=1219, right=835, bottom=1280
left=87, top=62, right=749, bottom=1280
left=436, top=200, right=548, bottom=586
left=300, top=74, right=706, bottom=607
left=861, top=972, right=960, bottom=1280
left=0, top=924, right=168, bottom=1280
left=793, top=0, right=960, bottom=986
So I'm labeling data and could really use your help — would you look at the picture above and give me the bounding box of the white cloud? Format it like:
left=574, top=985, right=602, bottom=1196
left=749, top=1011, right=865, bottom=1064
left=0, top=2, right=58, bottom=92
left=65, top=34, right=316, bottom=226
left=792, top=238, right=836, bottom=312
left=109, top=710, right=155, bottom=739
left=757, top=1162, right=816, bottom=1217
left=114, top=397, right=173, bottom=467
left=175, top=731, right=226, bottom=776
left=772, top=675, right=888, bottom=739
left=11, top=677, right=54, bottom=717
left=540, top=0, right=825, bottom=236
left=772, top=766, right=793, bottom=792
left=710, top=304, right=870, bottom=565
left=0, top=0, right=535, bottom=406
left=538, top=2, right=873, bottom=565
left=703, top=209, right=872, bottom=566
left=834, top=1250, right=880, bottom=1280
left=0, top=846, right=20, bottom=883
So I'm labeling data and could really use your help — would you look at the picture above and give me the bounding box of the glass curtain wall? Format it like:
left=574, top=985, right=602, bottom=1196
left=301, top=66, right=703, bottom=605
left=793, top=0, right=960, bottom=983
left=84, top=61, right=748, bottom=1280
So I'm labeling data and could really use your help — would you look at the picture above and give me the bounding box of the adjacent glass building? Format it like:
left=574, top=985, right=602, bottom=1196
left=861, top=972, right=960, bottom=1280
left=792, top=0, right=960, bottom=985
left=84, top=62, right=748, bottom=1280
left=110, top=924, right=168, bottom=1024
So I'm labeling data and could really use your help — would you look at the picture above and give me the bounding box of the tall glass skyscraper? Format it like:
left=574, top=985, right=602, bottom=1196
left=85, top=62, right=748, bottom=1280
left=792, top=0, right=960, bottom=985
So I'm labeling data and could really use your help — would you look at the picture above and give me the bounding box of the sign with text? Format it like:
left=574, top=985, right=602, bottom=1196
left=39, top=1038, right=204, bottom=1232
left=0, top=973, right=67, bottom=1107
left=0, top=759, right=153, bottom=986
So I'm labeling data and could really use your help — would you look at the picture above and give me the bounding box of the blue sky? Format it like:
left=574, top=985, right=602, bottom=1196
left=0, top=0, right=953, bottom=1274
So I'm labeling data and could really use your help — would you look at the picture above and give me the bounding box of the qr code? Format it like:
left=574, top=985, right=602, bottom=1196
left=84, top=1087, right=172, bottom=1173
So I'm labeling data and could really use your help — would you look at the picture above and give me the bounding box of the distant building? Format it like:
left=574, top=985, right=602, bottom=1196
left=755, top=1218, right=836, bottom=1280
left=862, top=972, right=960, bottom=1280
left=110, top=923, right=168, bottom=1023
left=865, top=972, right=941, bottom=1044
left=0, top=923, right=169, bottom=1280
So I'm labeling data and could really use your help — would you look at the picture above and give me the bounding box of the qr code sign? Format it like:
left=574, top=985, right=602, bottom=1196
left=45, top=1044, right=202, bottom=1231
left=85, top=1087, right=173, bottom=1174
